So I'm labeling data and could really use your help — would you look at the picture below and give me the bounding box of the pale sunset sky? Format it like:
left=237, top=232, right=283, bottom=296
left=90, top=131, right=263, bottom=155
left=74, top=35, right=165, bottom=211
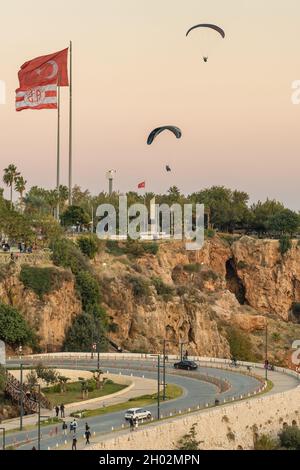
left=0, top=0, right=300, bottom=208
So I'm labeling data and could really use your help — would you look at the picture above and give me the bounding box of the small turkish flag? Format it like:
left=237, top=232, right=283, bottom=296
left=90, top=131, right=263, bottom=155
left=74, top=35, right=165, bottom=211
left=138, top=181, right=145, bottom=189
left=16, top=85, right=57, bottom=111
left=18, top=48, right=69, bottom=89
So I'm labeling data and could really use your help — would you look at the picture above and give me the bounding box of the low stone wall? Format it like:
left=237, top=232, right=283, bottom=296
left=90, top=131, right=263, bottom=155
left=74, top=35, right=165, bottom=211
left=90, top=386, right=300, bottom=450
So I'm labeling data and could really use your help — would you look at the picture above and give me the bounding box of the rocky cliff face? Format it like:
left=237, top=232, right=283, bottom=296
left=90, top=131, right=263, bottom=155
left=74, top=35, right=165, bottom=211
left=231, top=236, right=300, bottom=321
left=96, top=235, right=300, bottom=363
left=2, top=235, right=300, bottom=364
left=0, top=260, right=81, bottom=352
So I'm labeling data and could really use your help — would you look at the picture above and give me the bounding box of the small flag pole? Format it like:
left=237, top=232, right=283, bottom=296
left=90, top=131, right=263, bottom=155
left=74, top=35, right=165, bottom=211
left=56, top=77, right=61, bottom=221
left=68, top=40, right=73, bottom=205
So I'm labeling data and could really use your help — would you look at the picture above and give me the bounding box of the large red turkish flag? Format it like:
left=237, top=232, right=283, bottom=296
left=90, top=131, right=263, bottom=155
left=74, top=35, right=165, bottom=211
left=18, top=48, right=69, bottom=89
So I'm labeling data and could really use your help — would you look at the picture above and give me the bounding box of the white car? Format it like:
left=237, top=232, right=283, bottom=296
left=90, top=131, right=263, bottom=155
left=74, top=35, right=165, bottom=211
left=124, top=408, right=152, bottom=421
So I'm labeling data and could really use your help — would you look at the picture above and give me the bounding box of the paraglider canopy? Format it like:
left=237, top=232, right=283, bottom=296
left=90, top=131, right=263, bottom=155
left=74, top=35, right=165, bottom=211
left=147, top=126, right=182, bottom=145
left=186, top=24, right=225, bottom=39
left=186, top=24, right=225, bottom=62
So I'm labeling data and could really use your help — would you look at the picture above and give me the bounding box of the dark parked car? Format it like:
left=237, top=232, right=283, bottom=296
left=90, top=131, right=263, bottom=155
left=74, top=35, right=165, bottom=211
left=174, top=360, right=198, bottom=371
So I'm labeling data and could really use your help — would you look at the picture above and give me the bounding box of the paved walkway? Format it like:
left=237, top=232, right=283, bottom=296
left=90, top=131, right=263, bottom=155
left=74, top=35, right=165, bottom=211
left=2, top=370, right=157, bottom=432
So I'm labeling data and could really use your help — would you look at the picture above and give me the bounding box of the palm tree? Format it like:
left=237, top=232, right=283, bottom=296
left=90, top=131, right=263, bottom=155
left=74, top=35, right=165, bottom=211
left=45, top=189, right=60, bottom=216
left=58, top=185, right=69, bottom=212
left=15, top=176, right=27, bottom=205
left=3, top=164, right=20, bottom=208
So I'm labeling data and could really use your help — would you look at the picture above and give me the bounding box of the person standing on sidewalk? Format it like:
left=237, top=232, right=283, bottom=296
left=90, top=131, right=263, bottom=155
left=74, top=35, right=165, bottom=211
left=55, top=405, right=59, bottom=418
left=129, top=417, right=134, bottom=432
left=60, top=403, right=65, bottom=418
left=62, top=421, right=68, bottom=436
left=85, top=428, right=91, bottom=445
left=72, top=433, right=77, bottom=451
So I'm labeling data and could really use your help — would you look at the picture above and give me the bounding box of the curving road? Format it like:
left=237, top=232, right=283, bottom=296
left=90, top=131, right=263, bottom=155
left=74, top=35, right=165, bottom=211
left=4, top=357, right=299, bottom=450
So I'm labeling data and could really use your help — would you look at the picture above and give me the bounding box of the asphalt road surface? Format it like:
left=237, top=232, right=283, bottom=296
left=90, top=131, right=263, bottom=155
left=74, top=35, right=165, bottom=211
left=4, top=357, right=298, bottom=450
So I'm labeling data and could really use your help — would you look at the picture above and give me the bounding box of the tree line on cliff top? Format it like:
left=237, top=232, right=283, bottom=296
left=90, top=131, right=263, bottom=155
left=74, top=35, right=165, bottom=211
left=1, top=167, right=299, bottom=240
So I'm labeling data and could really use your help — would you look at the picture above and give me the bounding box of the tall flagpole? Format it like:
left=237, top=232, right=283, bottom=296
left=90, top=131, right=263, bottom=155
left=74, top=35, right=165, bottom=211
left=56, top=79, right=61, bottom=221
left=68, top=40, right=73, bottom=205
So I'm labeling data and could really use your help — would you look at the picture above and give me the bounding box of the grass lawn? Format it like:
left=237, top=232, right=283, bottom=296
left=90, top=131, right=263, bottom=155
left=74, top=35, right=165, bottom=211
left=43, top=380, right=127, bottom=406
left=71, top=383, right=183, bottom=419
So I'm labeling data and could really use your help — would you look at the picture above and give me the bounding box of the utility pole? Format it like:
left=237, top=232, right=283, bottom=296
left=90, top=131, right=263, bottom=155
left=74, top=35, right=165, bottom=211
left=37, top=384, right=41, bottom=451
left=19, top=363, right=24, bottom=431
left=265, top=320, right=268, bottom=381
left=163, top=340, right=166, bottom=401
left=162, top=339, right=177, bottom=401
left=150, top=354, right=161, bottom=420
left=157, top=354, right=160, bottom=420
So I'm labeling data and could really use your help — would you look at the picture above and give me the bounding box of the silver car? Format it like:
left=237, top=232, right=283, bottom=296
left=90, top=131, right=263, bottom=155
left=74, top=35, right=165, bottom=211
left=124, top=408, right=152, bottom=421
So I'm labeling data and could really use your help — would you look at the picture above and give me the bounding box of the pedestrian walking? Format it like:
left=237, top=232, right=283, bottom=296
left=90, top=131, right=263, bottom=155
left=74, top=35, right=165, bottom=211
left=134, top=418, right=139, bottom=430
left=72, top=433, right=77, bottom=451
left=70, top=419, right=77, bottom=433
left=60, top=403, right=65, bottom=418
left=62, top=421, right=68, bottom=436
left=85, top=422, right=90, bottom=432
left=129, top=417, right=134, bottom=432
left=55, top=405, right=59, bottom=418
left=85, top=428, right=91, bottom=445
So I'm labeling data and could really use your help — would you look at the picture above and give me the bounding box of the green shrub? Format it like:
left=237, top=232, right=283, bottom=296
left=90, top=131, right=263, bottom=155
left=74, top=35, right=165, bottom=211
left=63, top=313, right=107, bottom=352
left=200, top=270, right=219, bottom=282
left=105, top=379, right=114, bottom=385
left=141, top=243, right=159, bottom=255
left=125, top=240, right=158, bottom=257
left=183, top=263, right=202, bottom=273
left=152, top=277, right=175, bottom=300
left=105, top=241, right=126, bottom=256
left=205, top=228, right=215, bottom=239
left=271, top=332, right=281, bottom=343
left=0, top=302, right=36, bottom=347
left=77, top=235, right=99, bottom=259
left=237, top=260, right=248, bottom=270
left=279, top=235, right=292, bottom=256
left=177, top=424, right=202, bottom=450
left=75, top=270, right=101, bottom=312
left=35, top=365, right=58, bottom=386
left=254, top=434, right=278, bottom=450
left=127, top=275, right=151, bottom=298
left=279, top=426, right=300, bottom=450
left=87, top=379, right=97, bottom=392
left=51, top=238, right=90, bottom=275
left=108, top=322, right=119, bottom=333
left=44, top=383, right=61, bottom=394
left=60, top=205, right=90, bottom=227
left=20, top=265, right=72, bottom=299
left=227, top=327, right=256, bottom=362
left=0, top=365, right=6, bottom=395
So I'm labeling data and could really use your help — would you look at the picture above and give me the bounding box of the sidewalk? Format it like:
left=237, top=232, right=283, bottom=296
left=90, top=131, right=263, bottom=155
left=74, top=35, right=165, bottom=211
left=2, top=371, right=157, bottom=432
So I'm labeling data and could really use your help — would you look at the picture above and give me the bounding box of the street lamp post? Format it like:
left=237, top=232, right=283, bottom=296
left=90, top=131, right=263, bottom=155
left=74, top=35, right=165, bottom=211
left=19, top=363, right=24, bottom=431
left=265, top=320, right=268, bottom=381
left=97, top=345, right=100, bottom=371
left=0, top=427, right=5, bottom=450
left=163, top=340, right=166, bottom=401
left=150, top=354, right=161, bottom=420
left=34, top=384, right=42, bottom=450
left=157, top=354, right=160, bottom=420
left=162, top=339, right=177, bottom=401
